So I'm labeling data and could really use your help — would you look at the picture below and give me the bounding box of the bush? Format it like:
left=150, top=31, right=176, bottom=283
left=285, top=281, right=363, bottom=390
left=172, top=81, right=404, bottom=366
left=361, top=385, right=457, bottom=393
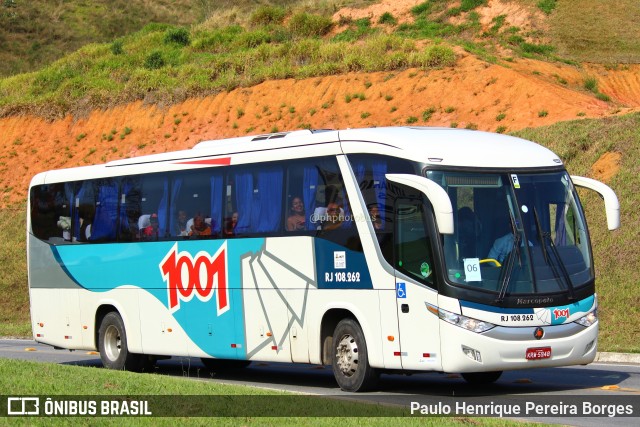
left=461, top=0, right=486, bottom=12
left=235, top=30, right=271, bottom=49
left=584, top=77, right=598, bottom=92
left=537, top=0, right=557, bottom=15
left=411, top=2, right=432, bottom=16
left=110, top=40, right=124, bottom=55
left=164, top=27, right=191, bottom=46
left=250, top=5, right=287, bottom=26
left=378, top=12, right=397, bottom=26
left=288, top=13, right=333, bottom=38
left=144, top=51, right=165, bottom=69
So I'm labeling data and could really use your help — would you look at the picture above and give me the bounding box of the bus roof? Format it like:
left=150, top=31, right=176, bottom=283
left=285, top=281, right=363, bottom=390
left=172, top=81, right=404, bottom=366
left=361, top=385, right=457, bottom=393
left=33, top=127, right=563, bottom=185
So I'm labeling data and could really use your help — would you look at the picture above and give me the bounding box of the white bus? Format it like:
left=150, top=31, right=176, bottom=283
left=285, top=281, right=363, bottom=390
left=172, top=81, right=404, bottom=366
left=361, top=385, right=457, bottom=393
left=27, top=127, right=619, bottom=391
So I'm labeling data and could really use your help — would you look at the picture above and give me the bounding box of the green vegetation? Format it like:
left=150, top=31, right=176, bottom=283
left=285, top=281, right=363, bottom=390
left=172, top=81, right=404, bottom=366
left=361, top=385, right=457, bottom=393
left=0, top=0, right=204, bottom=77
left=0, top=358, right=538, bottom=425
left=0, top=206, right=29, bottom=336
left=514, top=113, right=640, bottom=352
left=548, top=0, right=640, bottom=62
left=9, top=0, right=625, bottom=119
left=0, top=22, right=456, bottom=118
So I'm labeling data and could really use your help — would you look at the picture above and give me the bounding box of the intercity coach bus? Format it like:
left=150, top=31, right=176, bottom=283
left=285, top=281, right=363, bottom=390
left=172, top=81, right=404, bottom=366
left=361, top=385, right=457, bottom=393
left=27, top=127, right=619, bottom=391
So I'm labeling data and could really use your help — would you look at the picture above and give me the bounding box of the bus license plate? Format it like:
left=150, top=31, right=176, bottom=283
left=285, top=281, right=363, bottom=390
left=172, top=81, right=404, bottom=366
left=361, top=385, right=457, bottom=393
left=526, top=347, right=551, bottom=360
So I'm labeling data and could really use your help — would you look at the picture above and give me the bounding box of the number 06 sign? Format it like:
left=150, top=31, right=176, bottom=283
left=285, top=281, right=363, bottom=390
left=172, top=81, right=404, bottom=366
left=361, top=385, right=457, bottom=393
left=463, top=258, right=482, bottom=282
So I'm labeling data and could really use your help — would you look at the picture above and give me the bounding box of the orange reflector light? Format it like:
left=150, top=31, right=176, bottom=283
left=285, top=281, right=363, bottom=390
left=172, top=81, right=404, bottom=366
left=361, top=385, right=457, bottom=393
left=167, top=328, right=172, bottom=333
left=266, top=332, right=272, bottom=337
left=602, top=385, right=620, bottom=390
left=387, top=336, right=395, bottom=342
left=83, top=326, right=88, bottom=330
left=39, top=323, right=44, bottom=327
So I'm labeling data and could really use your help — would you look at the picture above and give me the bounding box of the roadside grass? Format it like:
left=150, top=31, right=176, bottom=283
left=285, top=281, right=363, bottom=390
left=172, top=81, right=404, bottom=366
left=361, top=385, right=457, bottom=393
left=0, top=205, right=30, bottom=337
left=0, top=358, right=533, bottom=426
left=514, top=113, right=640, bottom=353
left=547, top=0, right=640, bottom=63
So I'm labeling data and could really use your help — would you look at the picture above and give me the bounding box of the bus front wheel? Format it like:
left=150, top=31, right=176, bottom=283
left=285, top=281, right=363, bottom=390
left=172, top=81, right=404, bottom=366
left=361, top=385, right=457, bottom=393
left=331, top=318, right=379, bottom=392
left=461, top=371, right=503, bottom=384
left=98, top=311, right=145, bottom=372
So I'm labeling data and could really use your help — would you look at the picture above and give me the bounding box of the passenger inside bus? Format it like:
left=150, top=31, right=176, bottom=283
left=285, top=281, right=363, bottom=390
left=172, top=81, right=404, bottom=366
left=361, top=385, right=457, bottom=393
left=189, top=212, right=211, bottom=237
left=77, top=205, right=93, bottom=242
left=368, top=203, right=383, bottom=231
left=140, top=213, right=159, bottom=241
left=286, top=197, right=306, bottom=231
left=175, top=209, right=189, bottom=236
left=321, top=202, right=344, bottom=231
left=312, top=185, right=344, bottom=229
left=223, top=212, right=238, bottom=237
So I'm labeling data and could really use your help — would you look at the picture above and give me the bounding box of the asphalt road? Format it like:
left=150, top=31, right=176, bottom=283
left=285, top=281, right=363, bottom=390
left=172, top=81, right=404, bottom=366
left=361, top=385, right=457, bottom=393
left=1, top=339, right=639, bottom=426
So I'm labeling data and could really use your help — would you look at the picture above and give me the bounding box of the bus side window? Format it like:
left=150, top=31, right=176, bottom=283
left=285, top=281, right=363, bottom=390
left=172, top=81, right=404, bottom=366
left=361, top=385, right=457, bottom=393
left=30, top=183, right=69, bottom=243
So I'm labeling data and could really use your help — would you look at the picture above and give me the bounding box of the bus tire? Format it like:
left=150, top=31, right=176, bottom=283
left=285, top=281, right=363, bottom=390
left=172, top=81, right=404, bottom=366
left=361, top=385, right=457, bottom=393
left=331, top=318, right=379, bottom=392
left=98, top=311, right=144, bottom=372
left=461, top=371, right=502, bottom=384
left=200, top=358, right=251, bottom=372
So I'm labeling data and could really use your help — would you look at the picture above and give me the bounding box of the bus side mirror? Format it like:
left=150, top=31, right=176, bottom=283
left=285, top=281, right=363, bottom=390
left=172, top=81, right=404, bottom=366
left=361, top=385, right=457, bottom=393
left=570, top=175, right=620, bottom=230
left=385, top=174, right=454, bottom=234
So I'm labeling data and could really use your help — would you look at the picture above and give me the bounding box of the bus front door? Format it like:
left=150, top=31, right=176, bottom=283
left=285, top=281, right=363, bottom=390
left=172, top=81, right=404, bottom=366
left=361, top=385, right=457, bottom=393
left=394, top=197, right=443, bottom=371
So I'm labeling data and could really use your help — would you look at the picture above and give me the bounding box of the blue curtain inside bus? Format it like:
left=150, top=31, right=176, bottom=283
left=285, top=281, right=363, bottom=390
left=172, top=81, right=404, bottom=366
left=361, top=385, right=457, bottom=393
left=235, top=172, right=253, bottom=233
left=210, top=174, right=223, bottom=234
left=168, top=178, right=183, bottom=237
left=254, top=167, right=283, bottom=232
left=303, top=166, right=319, bottom=230
left=90, top=180, right=119, bottom=241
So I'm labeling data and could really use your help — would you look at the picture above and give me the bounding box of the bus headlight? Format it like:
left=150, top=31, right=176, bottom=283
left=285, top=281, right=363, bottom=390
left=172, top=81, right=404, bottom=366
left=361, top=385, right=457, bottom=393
left=437, top=307, right=495, bottom=333
left=574, top=309, right=597, bottom=327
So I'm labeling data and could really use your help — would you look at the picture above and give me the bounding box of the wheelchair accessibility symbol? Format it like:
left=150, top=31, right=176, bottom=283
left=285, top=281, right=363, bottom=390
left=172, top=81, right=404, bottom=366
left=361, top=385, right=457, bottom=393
left=396, top=282, right=406, bottom=299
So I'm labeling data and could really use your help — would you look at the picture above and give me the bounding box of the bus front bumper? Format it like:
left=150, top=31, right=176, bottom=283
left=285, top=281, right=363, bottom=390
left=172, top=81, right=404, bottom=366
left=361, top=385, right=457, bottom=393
left=439, top=320, right=598, bottom=373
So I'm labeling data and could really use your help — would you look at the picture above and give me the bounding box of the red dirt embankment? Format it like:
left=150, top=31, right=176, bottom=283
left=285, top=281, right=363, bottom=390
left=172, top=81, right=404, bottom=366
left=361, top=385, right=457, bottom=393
left=0, top=51, right=632, bottom=207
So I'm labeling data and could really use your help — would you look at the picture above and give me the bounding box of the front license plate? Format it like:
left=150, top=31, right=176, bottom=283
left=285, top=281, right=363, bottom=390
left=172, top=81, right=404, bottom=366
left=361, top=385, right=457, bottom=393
left=526, top=347, right=551, bottom=360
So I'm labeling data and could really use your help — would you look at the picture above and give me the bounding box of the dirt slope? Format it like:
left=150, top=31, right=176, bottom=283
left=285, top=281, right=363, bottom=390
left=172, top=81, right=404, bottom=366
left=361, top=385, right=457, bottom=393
left=0, top=2, right=635, bottom=207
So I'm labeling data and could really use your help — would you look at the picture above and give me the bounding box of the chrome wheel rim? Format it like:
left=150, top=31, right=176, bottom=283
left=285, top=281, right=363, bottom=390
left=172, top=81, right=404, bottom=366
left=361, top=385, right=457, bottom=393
left=335, top=333, right=358, bottom=377
left=104, top=325, right=122, bottom=362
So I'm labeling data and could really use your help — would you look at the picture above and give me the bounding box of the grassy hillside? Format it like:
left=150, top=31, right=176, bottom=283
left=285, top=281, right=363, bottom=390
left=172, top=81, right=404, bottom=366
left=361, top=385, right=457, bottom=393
left=549, top=0, right=640, bottom=63
left=0, top=0, right=590, bottom=119
left=0, top=0, right=208, bottom=78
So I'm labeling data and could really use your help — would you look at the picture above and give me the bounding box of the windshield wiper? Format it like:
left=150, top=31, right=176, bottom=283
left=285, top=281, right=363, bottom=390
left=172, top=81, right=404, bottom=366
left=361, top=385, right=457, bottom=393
left=496, top=212, right=521, bottom=303
left=533, top=207, right=575, bottom=300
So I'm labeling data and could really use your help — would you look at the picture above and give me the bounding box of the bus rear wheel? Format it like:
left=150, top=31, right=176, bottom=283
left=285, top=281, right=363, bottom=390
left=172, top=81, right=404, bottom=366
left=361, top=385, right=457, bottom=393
left=461, top=371, right=503, bottom=384
left=331, top=318, right=379, bottom=392
left=98, top=311, right=145, bottom=372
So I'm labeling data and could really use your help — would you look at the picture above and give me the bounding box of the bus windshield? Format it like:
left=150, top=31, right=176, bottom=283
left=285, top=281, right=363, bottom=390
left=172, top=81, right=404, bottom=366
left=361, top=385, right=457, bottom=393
left=426, top=170, right=593, bottom=297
